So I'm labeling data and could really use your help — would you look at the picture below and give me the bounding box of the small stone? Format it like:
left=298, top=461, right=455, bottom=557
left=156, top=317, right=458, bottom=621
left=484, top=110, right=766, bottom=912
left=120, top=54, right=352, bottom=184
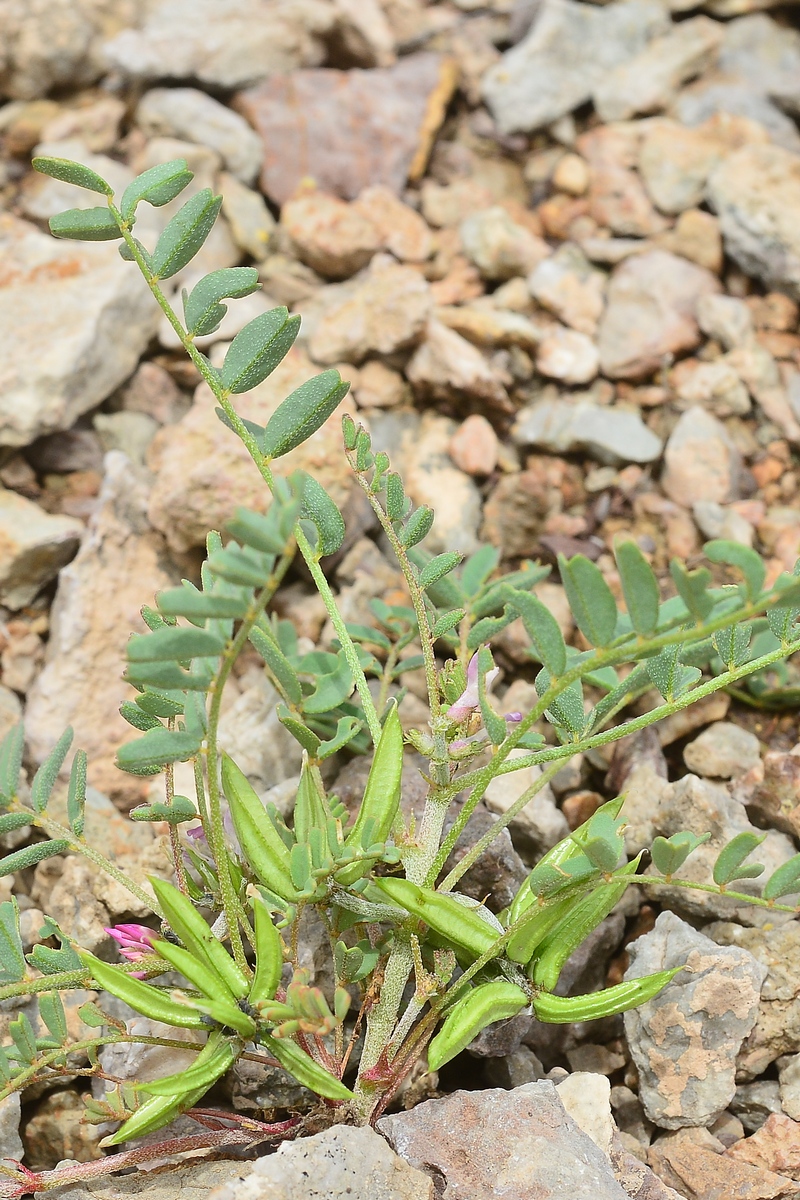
left=136, top=87, right=263, bottom=183
left=552, top=153, right=590, bottom=196
left=578, top=124, right=668, bottom=238
left=727, top=1113, right=800, bottom=1179
left=94, top=412, right=159, bottom=467
left=220, top=171, right=277, bottom=261
left=647, top=1126, right=795, bottom=1200
left=598, top=249, right=720, bottom=380
left=309, top=256, right=432, bottom=364
left=435, top=305, right=545, bottom=353
left=485, top=1047, right=545, bottom=1089
left=1, top=3, right=139, bottom=99
left=23, top=1087, right=103, bottom=1170
left=482, top=0, right=670, bottom=135
left=536, top=326, right=599, bottom=385
left=379, top=1082, right=632, bottom=1200
left=484, top=751, right=569, bottom=858
left=557, top=1072, right=615, bottom=1156
left=406, top=320, right=510, bottom=412
left=0, top=490, right=82, bottom=610
left=116, top=361, right=188, bottom=426
left=593, top=16, right=724, bottom=123
left=353, top=360, right=408, bottom=408
left=780, top=1056, right=800, bottom=1122
left=0, top=214, right=158, bottom=447
left=697, top=292, right=755, bottom=350
left=657, top=208, right=724, bottom=275
left=671, top=359, right=751, bottom=418
left=353, top=185, right=433, bottom=263
left=566, top=1044, right=627, bottom=1076
left=731, top=1082, right=785, bottom=1133
left=710, top=1112, right=746, bottom=1149
left=460, top=206, right=550, bottom=281
left=39, top=95, right=126, bottom=154
left=281, top=189, right=381, bottom=279
left=624, top=911, right=767, bottom=1129
left=562, top=790, right=603, bottom=830
left=693, top=500, right=755, bottom=546
left=528, top=243, right=605, bottom=336
left=238, top=53, right=457, bottom=205
left=661, top=406, right=740, bottom=506
left=707, top=144, right=800, bottom=299
left=513, top=398, right=663, bottom=465
left=449, top=414, right=499, bottom=477
left=683, top=721, right=761, bottom=779
left=442, top=802, right=528, bottom=914
left=208, top=1124, right=433, bottom=1200
left=746, top=750, right=800, bottom=841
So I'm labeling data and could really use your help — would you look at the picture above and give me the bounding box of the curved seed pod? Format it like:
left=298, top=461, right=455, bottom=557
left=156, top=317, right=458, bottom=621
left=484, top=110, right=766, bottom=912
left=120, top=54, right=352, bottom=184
left=102, top=1083, right=210, bottom=1146
left=149, top=877, right=249, bottom=999
left=150, top=938, right=238, bottom=1004
left=141, top=1030, right=240, bottom=1096
left=345, top=704, right=403, bottom=851
left=189, top=997, right=256, bottom=1039
left=222, top=754, right=298, bottom=901
left=373, top=878, right=501, bottom=960
left=261, top=1033, right=353, bottom=1100
left=533, top=968, right=680, bottom=1024
left=80, top=952, right=207, bottom=1030
left=506, top=894, right=575, bottom=965
left=530, top=856, right=642, bottom=990
left=428, top=981, right=529, bottom=1071
left=249, top=896, right=284, bottom=1005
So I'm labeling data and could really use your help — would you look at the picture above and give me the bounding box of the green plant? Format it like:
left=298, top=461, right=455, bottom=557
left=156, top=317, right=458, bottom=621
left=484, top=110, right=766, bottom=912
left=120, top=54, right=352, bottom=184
left=0, top=153, right=798, bottom=1190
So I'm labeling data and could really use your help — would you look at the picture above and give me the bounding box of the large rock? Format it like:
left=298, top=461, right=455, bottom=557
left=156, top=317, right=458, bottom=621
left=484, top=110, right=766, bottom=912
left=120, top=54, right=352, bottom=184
left=309, top=256, right=432, bottom=363
left=624, top=911, right=766, bottom=1129
left=661, top=406, right=740, bottom=506
left=135, top=87, right=263, bottom=184
left=25, top=454, right=179, bottom=805
left=707, top=144, right=800, bottom=300
left=598, top=249, right=720, bottom=380
left=0, top=214, right=158, bottom=447
left=482, top=0, right=670, bottom=135
left=0, top=0, right=138, bottom=99
left=0, top=490, right=82, bottom=610
left=379, top=1082, right=631, bottom=1199
left=102, top=0, right=336, bottom=89
left=237, top=54, right=457, bottom=205
left=147, top=346, right=355, bottom=553
left=512, top=398, right=663, bottom=465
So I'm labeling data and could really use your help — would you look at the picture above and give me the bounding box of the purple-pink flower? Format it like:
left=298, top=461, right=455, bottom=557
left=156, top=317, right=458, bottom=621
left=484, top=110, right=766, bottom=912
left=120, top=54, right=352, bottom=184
left=447, top=652, right=499, bottom=721
left=105, top=923, right=156, bottom=963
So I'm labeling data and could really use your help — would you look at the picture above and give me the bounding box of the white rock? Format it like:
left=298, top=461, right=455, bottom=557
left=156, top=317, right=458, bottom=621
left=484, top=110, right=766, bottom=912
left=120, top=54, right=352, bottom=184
left=0, top=490, right=82, bottom=609
left=536, top=326, right=599, bottom=384
left=556, top=1073, right=615, bottom=1157
left=696, top=293, right=754, bottom=351
left=513, top=398, right=663, bottom=465
left=136, top=88, right=263, bottom=184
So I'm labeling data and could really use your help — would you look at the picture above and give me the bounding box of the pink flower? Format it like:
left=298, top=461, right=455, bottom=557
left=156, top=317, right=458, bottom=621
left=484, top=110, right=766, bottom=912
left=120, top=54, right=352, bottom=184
left=447, top=653, right=499, bottom=721
left=105, top=923, right=156, bottom=963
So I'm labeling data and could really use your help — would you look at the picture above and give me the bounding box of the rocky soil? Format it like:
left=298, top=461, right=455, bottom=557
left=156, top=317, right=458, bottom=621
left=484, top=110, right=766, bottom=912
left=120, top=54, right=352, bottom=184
left=2, top=0, right=800, bottom=1195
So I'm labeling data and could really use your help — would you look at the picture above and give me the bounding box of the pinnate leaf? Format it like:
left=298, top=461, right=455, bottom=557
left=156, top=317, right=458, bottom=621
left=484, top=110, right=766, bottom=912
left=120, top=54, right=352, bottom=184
left=262, top=369, right=349, bottom=457
left=49, top=207, right=121, bottom=241
left=120, top=159, right=193, bottom=221
left=151, top=189, right=222, bottom=280
left=33, top=156, right=113, bottom=196
left=116, top=728, right=202, bottom=773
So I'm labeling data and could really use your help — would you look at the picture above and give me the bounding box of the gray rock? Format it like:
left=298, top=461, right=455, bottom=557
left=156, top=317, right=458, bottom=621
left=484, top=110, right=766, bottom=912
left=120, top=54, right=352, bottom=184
left=0, top=1094, right=22, bottom=1164
left=718, top=13, right=800, bottom=112
left=228, top=1053, right=312, bottom=1114
left=706, top=922, right=800, bottom=1079
left=512, top=398, right=663, bottom=465
left=485, top=1046, right=545, bottom=1089
left=661, top=406, right=741, bottom=507
left=136, top=88, right=263, bottom=184
left=0, top=214, right=158, bottom=448
left=207, top=1125, right=433, bottom=1199
left=102, top=0, right=336, bottom=89
left=52, top=1160, right=255, bottom=1200
left=693, top=501, right=754, bottom=547
left=683, top=721, right=761, bottom=779
left=482, top=0, right=670, bottom=135
left=707, top=143, right=800, bottom=299
left=0, top=490, right=82, bottom=610
left=624, top=911, right=767, bottom=1129
left=593, top=16, right=724, bottom=123
left=672, top=79, right=800, bottom=154
left=379, top=1082, right=630, bottom=1199
left=94, top=411, right=159, bottom=467
left=598, top=249, right=720, bottom=381
left=730, top=1081, right=784, bottom=1133
left=778, top=1054, right=800, bottom=1122
left=696, top=293, right=755, bottom=351
left=460, top=207, right=550, bottom=281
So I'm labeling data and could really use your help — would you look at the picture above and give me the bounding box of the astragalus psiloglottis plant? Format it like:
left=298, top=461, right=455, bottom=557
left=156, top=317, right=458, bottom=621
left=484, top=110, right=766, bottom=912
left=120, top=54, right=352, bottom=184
left=0, top=153, right=798, bottom=1190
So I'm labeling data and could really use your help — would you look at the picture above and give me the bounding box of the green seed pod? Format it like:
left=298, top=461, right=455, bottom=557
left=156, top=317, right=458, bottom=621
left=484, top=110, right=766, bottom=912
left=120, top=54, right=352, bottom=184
left=530, top=856, right=642, bottom=991
left=150, top=937, right=238, bottom=1005
left=80, top=952, right=207, bottom=1030
left=141, top=1030, right=239, bottom=1096
left=150, top=877, right=249, bottom=999
left=249, top=896, right=284, bottom=1006
left=188, top=996, right=256, bottom=1039
left=533, top=968, right=680, bottom=1023
left=373, top=878, right=502, bottom=961
left=261, top=1033, right=354, bottom=1101
left=336, top=704, right=403, bottom=887
left=428, top=981, right=529, bottom=1071
left=102, top=1083, right=210, bottom=1146
left=222, top=753, right=298, bottom=902
left=505, top=894, right=575, bottom=965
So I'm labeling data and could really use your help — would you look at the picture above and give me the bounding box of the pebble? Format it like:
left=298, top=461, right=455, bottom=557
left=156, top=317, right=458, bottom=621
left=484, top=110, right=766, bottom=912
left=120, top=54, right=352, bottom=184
left=482, top=0, right=670, bottom=135
left=727, top=1113, right=800, bottom=1180
left=237, top=53, right=457, bottom=205
left=693, top=500, right=755, bottom=546
left=379, top=1082, right=631, bottom=1200
left=661, top=406, right=741, bottom=506
left=746, top=750, right=800, bottom=841
left=697, top=292, right=755, bottom=351
left=624, top=911, right=767, bottom=1129
left=0, top=490, right=82, bottom=610
left=779, top=1058, right=800, bottom=1123
left=353, top=185, right=433, bottom=263
left=578, top=124, right=668, bottom=238
left=671, top=359, right=751, bottom=418
left=460, top=206, right=550, bottom=281
left=513, top=398, right=663, bottom=465
left=647, top=1126, right=795, bottom=1200
left=536, top=326, right=599, bottom=385
left=435, top=304, right=544, bottom=353
left=353, top=360, right=409, bottom=408
left=528, top=243, right=605, bottom=336
left=638, top=114, right=767, bottom=216
left=281, top=189, right=382, bottom=279
left=556, top=1072, right=615, bottom=1155
left=94, top=411, right=159, bottom=466
left=598, top=249, right=720, bottom=380
left=406, top=319, right=510, bottom=412
left=116, top=361, right=188, bottom=426
left=220, top=171, right=277, bottom=261
left=683, top=721, right=761, bottom=779
left=449, top=413, right=499, bottom=476
left=135, top=87, right=263, bottom=183
left=731, top=1082, right=785, bottom=1133
left=552, top=152, right=590, bottom=195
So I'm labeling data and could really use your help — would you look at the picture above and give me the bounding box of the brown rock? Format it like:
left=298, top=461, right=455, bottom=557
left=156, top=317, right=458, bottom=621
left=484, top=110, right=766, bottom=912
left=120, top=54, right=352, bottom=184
left=552, top=153, right=590, bottom=196
left=661, top=407, right=741, bottom=506
left=528, top=243, right=606, bottom=336
left=406, top=319, right=510, bottom=411
left=147, top=347, right=355, bottom=553
left=237, top=53, right=457, bottom=205
left=25, top=454, right=178, bottom=806
left=578, top=125, right=668, bottom=238
left=482, top=468, right=551, bottom=558
left=638, top=114, right=768, bottom=216
left=281, top=189, right=381, bottom=279
left=435, top=304, right=545, bottom=353
left=747, top=750, right=800, bottom=840
left=449, top=414, right=498, bottom=477
left=353, top=360, right=409, bottom=408
left=309, top=255, right=432, bottom=363
left=727, top=1114, right=800, bottom=1179
left=117, top=361, right=188, bottom=425
left=23, top=1087, right=103, bottom=1171
left=353, top=185, right=432, bottom=262
left=657, top=209, right=724, bottom=275
left=460, top=206, right=551, bottom=282
left=598, top=250, right=721, bottom=380
left=648, top=1127, right=795, bottom=1200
